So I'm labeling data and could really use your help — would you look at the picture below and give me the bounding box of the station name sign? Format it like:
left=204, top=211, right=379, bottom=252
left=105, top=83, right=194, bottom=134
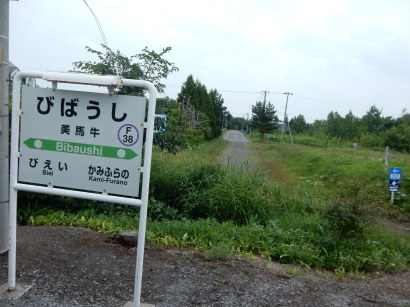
left=19, top=87, right=146, bottom=197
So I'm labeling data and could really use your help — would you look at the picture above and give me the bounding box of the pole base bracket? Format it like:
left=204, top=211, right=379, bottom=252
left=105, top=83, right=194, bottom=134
left=124, top=301, right=155, bottom=307
left=0, top=283, right=32, bottom=301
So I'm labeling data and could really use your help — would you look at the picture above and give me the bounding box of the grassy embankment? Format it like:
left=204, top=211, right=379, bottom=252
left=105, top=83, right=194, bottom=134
left=19, top=134, right=409, bottom=274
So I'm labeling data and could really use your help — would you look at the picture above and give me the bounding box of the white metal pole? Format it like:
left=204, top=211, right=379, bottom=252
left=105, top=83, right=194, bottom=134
left=123, top=80, right=157, bottom=306
left=0, top=0, right=10, bottom=254
left=390, top=192, right=394, bottom=205
left=8, top=72, right=26, bottom=290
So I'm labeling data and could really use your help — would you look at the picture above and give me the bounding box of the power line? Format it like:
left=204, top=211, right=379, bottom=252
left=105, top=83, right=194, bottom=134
left=217, top=89, right=260, bottom=94
left=163, top=83, right=284, bottom=95
left=82, top=0, right=108, bottom=47
left=293, top=93, right=367, bottom=112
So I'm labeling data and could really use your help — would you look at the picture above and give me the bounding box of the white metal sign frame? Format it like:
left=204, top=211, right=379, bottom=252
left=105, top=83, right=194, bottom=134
left=8, top=71, right=157, bottom=306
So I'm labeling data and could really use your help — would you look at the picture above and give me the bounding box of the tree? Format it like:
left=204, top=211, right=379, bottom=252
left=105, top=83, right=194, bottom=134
left=155, top=96, right=178, bottom=115
left=251, top=101, right=279, bottom=141
left=342, top=111, right=359, bottom=142
left=310, top=119, right=327, bottom=136
left=326, top=111, right=342, bottom=138
left=153, top=111, right=187, bottom=154
left=209, top=89, right=225, bottom=136
left=290, top=114, right=308, bottom=134
left=177, top=75, right=224, bottom=139
left=396, top=113, right=410, bottom=126
left=384, top=124, right=410, bottom=152
left=361, top=105, right=383, bottom=134
left=72, top=44, right=178, bottom=95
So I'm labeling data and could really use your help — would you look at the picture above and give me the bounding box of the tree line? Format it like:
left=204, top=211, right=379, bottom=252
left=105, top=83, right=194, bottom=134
left=154, top=75, right=231, bottom=153
left=73, top=44, right=409, bottom=152
left=73, top=45, right=235, bottom=153
left=289, top=106, right=410, bottom=151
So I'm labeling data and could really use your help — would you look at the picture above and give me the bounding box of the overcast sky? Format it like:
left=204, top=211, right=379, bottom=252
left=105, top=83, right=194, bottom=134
left=10, top=0, right=410, bottom=122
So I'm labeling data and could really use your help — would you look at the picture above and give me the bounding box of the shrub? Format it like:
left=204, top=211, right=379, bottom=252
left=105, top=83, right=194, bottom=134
left=324, top=185, right=373, bottom=240
left=203, top=243, right=231, bottom=260
left=324, top=199, right=370, bottom=239
left=360, top=133, right=383, bottom=148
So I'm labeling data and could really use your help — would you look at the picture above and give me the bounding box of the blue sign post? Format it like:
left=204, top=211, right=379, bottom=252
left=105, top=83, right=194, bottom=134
left=388, top=168, right=402, bottom=204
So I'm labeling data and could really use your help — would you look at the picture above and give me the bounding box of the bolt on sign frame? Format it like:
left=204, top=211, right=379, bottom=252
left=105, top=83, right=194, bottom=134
left=7, top=71, right=157, bottom=306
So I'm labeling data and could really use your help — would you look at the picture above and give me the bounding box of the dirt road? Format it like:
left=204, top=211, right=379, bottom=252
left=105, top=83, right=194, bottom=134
left=221, top=130, right=253, bottom=169
left=1, top=226, right=409, bottom=306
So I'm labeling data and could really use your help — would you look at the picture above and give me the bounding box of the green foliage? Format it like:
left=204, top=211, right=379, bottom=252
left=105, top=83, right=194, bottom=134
left=360, top=133, right=383, bottom=148
left=251, top=101, right=279, bottom=141
left=150, top=152, right=313, bottom=225
left=155, top=96, right=178, bottom=114
left=148, top=198, right=182, bottom=221
left=384, top=124, right=410, bottom=152
left=362, top=105, right=383, bottom=134
left=324, top=199, right=370, bottom=240
left=229, top=117, right=247, bottom=131
left=72, top=44, right=178, bottom=94
left=23, top=210, right=409, bottom=272
left=154, top=120, right=190, bottom=154
left=188, top=171, right=279, bottom=225
left=177, top=75, right=223, bottom=139
left=16, top=140, right=410, bottom=273
left=203, top=243, right=232, bottom=260
left=153, top=102, right=206, bottom=154
left=306, top=107, right=410, bottom=152
left=290, top=114, right=308, bottom=134
left=209, top=89, right=225, bottom=136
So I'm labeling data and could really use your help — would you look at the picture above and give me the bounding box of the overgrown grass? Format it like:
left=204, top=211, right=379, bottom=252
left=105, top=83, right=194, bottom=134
left=249, top=141, right=409, bottom=211
left=17, top=135, right=410, bottom=274
left=25, top=208, right=409, bottom=273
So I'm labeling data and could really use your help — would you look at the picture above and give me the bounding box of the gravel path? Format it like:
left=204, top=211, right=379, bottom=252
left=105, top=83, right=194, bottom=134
left=1, top=226, right=409, bottom=306
left=221, top=130, right=253, bottom=169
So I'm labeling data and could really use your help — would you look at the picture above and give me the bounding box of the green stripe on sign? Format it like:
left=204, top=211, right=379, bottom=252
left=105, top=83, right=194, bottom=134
left=23, top=138, right=138, bottom=160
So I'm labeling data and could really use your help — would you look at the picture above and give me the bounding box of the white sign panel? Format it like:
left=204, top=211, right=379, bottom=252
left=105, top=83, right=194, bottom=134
left=19, top=86, right=146, bottom=197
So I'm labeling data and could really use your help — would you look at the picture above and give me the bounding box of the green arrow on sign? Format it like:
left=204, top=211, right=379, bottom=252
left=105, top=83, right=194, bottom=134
left=23, top=138, right=138, bottom=160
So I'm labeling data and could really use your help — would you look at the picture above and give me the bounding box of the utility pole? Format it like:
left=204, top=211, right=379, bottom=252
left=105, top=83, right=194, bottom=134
left=262, top=90, right=268, bottom=107
left=0, top=0, right=10, bottom=253
left=281, top=92, right=293, bottom=144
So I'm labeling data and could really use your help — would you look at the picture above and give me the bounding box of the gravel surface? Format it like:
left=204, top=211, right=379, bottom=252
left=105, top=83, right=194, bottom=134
left=221, top=131, right=254, bottom=169
left=1, top=226, right=409, bottom=307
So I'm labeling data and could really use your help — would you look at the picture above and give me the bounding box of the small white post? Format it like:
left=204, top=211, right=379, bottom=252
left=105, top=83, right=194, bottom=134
left=384, top=146, right=389, bottom=174
left=8, top=186, right=17, bottom=290
left=390, top=192, right=394, bottom=205
left=7, top=71, right=24, bottom=291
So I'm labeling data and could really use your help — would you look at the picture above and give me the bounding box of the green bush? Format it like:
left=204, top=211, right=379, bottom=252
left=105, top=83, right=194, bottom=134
left=188, top=171, right=276, bottom=224
left=384, top=124, right=410, bottom=152
left=360, top=133, right=383, bottom=148
left=324, top=200, right=370, bottom=239
left=150, top=153, right=226, bottom=214
left=203, top=243, right=231, bottom=260
left=323, top=182, right=376, bottom=240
